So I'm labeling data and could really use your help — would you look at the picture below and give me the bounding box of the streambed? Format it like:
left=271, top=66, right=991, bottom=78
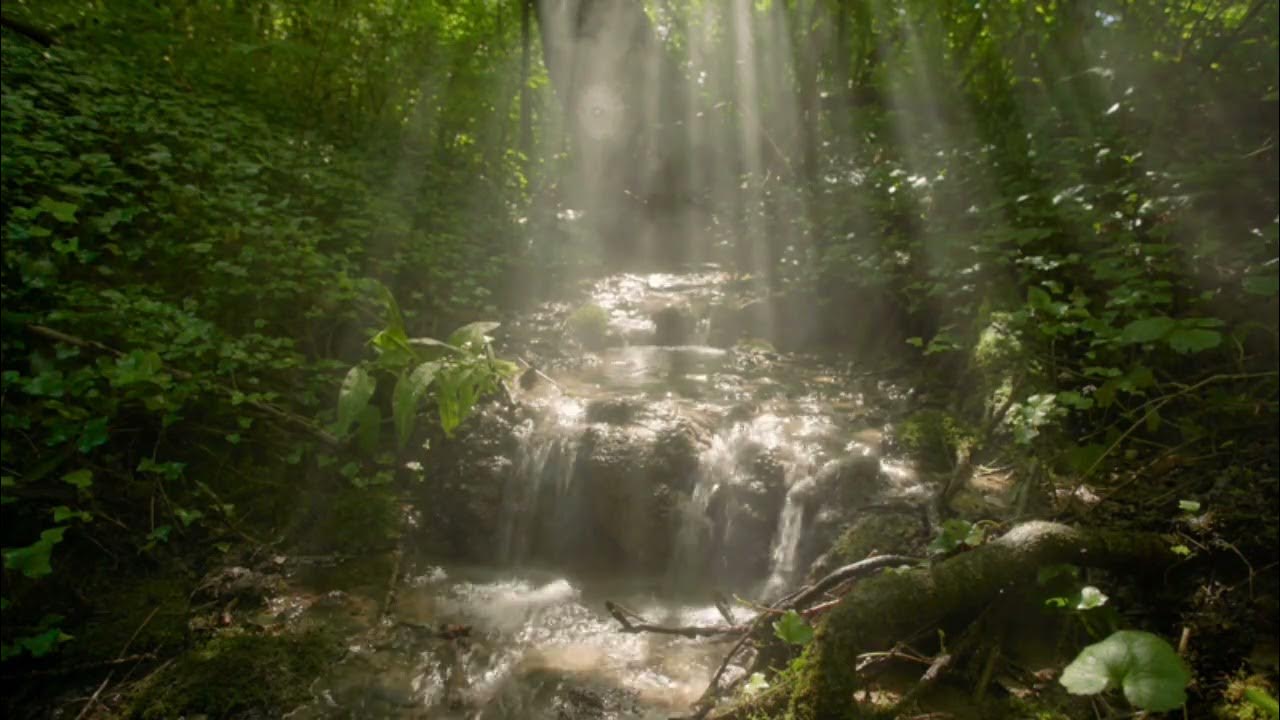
left=287, top=269, right=925, bottom=717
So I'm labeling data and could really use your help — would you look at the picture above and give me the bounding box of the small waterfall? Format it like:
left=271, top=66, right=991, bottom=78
left=763, top=476, right=814, bottom=594
left=499, top=399, right=586, bottom=565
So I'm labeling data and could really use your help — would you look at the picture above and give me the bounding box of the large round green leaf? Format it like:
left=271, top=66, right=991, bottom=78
left=1060, top=630, right=1190, bottom=712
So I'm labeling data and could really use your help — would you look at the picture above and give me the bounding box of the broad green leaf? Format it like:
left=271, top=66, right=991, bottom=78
left=1165, top=328, right=1221, bottom=354
left=1177, top=500, right=1201, bottom=513
left=3, top=527, right=68, bottom=578
left=355, top=405, right=381, bottom=455
left=335, top=365, right=376, bottom=437
left=61, top=469, right=93, bottom=490
left=1119, top=317, right=1176, bottom=344
left=392, top=361, right=441, bottom=449
left=1243, top=275, right=1279, bottom=297
left=1060, top=630, right=1190, bottom=712
left=772, top=610, right=814, bottom=645
left=448, top=321, right=501, bottom=352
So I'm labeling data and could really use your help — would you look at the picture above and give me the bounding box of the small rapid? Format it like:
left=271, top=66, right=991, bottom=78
left=287, top=268, right=921, bottom=718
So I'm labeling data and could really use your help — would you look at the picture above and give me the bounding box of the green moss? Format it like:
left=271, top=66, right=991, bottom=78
left=130, top=628, right=341, bottom=719
left=299, top=485, right=400, bottom=554
left=565, top=303, right=609, bottom=349
left=72, top=575, right=190, bottom=663
left=971, top=312, right=1021, bottom=371
left=1215, top=675, right=1279, bottom=720
left=897, top=409, right=975, bottom=472
left=832, top=514, right=923, bottom=563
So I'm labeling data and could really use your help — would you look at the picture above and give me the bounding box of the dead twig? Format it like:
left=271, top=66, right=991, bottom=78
left=74, top=606, right=160, bottom=720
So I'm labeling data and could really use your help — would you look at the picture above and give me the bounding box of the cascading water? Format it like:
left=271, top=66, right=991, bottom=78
left=287, top=269, right=919, bottom=718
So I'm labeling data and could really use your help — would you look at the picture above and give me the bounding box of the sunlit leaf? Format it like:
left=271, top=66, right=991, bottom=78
left=772, top=610, right=813, bottom=645
left=335, top=365, right=376, bottom=437
left=1060, top=630, right=1189, bottom=711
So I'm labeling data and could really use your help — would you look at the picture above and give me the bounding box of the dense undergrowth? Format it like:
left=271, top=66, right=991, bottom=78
left=0, top=3, right=524, bottom=690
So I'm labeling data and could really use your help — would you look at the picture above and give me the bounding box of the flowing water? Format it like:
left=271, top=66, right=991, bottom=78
left=286, top=268, right=923, bottom=718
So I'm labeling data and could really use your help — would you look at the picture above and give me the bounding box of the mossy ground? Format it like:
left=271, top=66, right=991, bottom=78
left=128, top=628, right=342, bottom=719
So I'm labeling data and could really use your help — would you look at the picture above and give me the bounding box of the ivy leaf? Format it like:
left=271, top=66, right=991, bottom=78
left=1060, top=630, right=1190, bottom=712
left=3, top=527, right=68, bottom=578
left=175, top=508, right=204, bottom=527
left=772, top=610, right=814, bottom=646
left=76, top=418, right=110, bottom=453
left=36, top=196, right=79, bottom=223
left=52, top=506, right=92, bottom=523
left=61, top=469, right=93, bottom=490
left=334, top=365, right=376, bottom=437
left=929, top=519, right=974, bottom=555
left=20, top=628, right=72, bottom=657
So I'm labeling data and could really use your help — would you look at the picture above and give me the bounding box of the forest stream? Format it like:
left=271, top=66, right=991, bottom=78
left=267, top=268, right=921, bottom=719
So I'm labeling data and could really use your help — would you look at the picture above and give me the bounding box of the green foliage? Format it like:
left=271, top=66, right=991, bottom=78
left=927, top=519, right=986, bottom=556
left=898, top=410, right=975, bottom=472
left=773, top=610, right=815, bottom=646
left=334, top=283, right=516, bottom=452
left=1, top=4, right=522, bottom=664
left=1060, top=630, right=1191, bottom=712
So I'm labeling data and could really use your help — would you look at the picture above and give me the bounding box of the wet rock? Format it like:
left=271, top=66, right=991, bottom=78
left=652, top=304, right=696, bottom=345
left=804, top=510, right=926, bottom=582
left=422, top=405, right=520, bottom=561
left=812, top=454, right=884, bottom=508
left=578, top=427, right=678, bottom=572
left=584, top=397, right=643, bottom=425
left=706, top=445, right=788, bottom=584
left=195, top=566, right=284, bottom=606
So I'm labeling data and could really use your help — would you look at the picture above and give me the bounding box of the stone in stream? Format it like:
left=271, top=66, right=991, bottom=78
left=651, top=304, right=697, bottom=345
left=704, top=444, right=789, bottom=585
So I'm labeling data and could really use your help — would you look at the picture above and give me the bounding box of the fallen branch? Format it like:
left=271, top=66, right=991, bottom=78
left=604, top=601, right=744, bottom=638
left=778, top=554, right=920, bottom=611
left=2, top=653, right=157, bottom=681
left=26, top=324, right=340, bottom=447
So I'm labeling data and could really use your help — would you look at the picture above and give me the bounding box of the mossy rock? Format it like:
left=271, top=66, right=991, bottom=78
left=832, top=513, right=924, bottom=564
left=72, top=575, right=191, bottom=663
left=565, top=303, right=610, bottom=350
left=129, top=628, right=342, bottom=719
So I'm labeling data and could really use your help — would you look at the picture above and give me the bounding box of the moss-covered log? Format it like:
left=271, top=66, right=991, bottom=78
left=714, top=521, right=1176, bottom=720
